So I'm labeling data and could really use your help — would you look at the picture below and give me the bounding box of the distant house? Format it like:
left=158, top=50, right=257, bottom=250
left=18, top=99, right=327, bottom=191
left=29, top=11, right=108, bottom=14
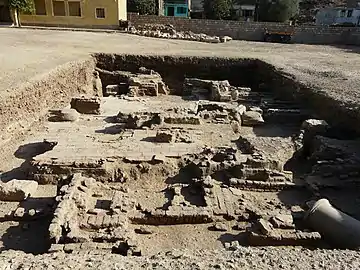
left=20, top=0, right=127, bottom=29
left=232, top=4, right=256, bottom=20
left=163, top=0, right=190, bottom=17
left=316, top=7, right=360, bottom=26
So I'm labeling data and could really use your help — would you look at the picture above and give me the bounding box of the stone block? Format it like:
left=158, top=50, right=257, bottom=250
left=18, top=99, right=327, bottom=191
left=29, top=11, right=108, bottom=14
left=212, top=222, right=227, bottom=231
left=269, top=214, right=294, bottom=229
left=242, top=111, right=264, bottom=126
left=70, top=97, right=102, bottom=115
left=105, top=85, right=120, bottom=96
left=301, top=119, right=328, bottom=134
left=49, top=108, right=80, bottom=122
left=163, top=114, right=201, bottom=125
left=0, top=180, right=38, bottom=202
left=256, top=218, right=273, bottom=235
left=138, top=82, right=158, bottom=96
left=14, top=207, right=25, bottom=218
left=48, top=244, right=65, bottom=253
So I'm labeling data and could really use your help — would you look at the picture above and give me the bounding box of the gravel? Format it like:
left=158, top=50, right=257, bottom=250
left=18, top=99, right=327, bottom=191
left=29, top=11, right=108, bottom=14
left=0, top=247, right=359, bottom=269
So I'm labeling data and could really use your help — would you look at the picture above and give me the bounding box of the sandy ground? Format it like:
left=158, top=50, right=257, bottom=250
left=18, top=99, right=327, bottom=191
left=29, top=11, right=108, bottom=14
left=1, top=247, right=360, bottom=270
left=1, top=27, right=360, bottom=107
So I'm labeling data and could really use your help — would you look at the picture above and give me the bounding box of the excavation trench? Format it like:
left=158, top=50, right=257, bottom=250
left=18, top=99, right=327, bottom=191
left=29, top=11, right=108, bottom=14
left=0, top=54, right=360, bottom=255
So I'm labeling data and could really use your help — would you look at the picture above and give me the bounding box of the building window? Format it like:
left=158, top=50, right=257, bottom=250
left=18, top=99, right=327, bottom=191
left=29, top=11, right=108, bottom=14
left=340, top=9, right=346, bottom=17
left=176, top=7, right=187, bottom=14
left=69, top=1, right=81, bottom=16
left=95, top=8, right=105, bottom=18
left=34, top=0, right=46, bottom=15
left=242, top=9, right=253, bottom=17
left=347, top=9, right=353, bottom=17
left=53, top=1, right=65, bottom=16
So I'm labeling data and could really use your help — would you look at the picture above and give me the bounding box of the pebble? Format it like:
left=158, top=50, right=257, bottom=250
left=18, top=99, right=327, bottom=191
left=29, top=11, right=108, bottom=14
left=213, top=222, right=227, bottom=231
left=28, top=209, right=36, bottom=216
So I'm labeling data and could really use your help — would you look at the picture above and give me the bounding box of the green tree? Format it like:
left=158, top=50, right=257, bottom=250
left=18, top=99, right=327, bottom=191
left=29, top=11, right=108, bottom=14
left=258, top=0, right=299, bottom=22
left=8, top=0, right=34, bottom=27
left=127, top=0, right=156, bottom=15
left=203, top=0, right=232, bottom=20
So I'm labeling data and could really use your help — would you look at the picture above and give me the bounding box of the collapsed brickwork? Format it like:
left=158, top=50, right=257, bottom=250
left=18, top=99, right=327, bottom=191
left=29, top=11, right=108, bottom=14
left=24, top=67, right=331, bottom=253
left=2, top=55, right=360, bottom=256
left=97, top=66, right=169, bottom=97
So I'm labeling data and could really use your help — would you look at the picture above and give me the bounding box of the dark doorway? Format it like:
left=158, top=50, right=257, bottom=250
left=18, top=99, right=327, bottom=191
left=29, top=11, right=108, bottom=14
left=0, top=5, right=11, bottom=22
left=167, top=6, right=174, bottom=16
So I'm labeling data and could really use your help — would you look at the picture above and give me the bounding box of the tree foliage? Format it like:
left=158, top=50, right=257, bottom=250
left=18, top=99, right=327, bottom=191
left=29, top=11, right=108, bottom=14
left=8, top=0, right=34, bottom=13
left=203, top=0, right=232, bottom=20
left=127, top=0, right=156, bottom=15
left=258, top=0, right=299, bottom=22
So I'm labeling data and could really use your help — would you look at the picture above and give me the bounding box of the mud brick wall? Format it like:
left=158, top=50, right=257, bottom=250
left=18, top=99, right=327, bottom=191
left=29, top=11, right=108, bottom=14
left=127, top=13, right=360, bottom=46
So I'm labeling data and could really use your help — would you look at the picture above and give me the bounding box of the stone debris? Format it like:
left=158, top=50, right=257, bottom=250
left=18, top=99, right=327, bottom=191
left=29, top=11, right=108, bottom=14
left=184, top=78, right=233, bottom=102
left=247, top=230, right=321, bottom=246
left=49, top=108, right=80, bottom=122
left=97, top=67, right=169, bottom=97
left=14, top=207, right=25, bottom=218
left=105, top=84, right=120, bottom=96
left=111, top=191, right=136, bottom=213
left=229, top=178, right=298, bottom=191
left=71, top=96, right=102, bottom=115
left=134, top=226, right=153, bottom=235
left=256, top=218, right=273, bottom=235
left=242, top=111, right=265, bottom=126
left=269, top=214, right=294, bottom=229
left=301, top=119, right=329, bottom=133
left=116, top=111, right=163, bottom=129
left=0, top=180, right=38, bottom=201
left=196, top=101, right=244, bottom=124
left=303, top=135, right=360, bottom=191
left=128, top=24, right=232, bottom=44
left=212, top=222, right=228, bottom=231
left=155, top=129, right=193, bottom=143
left=163, top=114, right=201, bottom=125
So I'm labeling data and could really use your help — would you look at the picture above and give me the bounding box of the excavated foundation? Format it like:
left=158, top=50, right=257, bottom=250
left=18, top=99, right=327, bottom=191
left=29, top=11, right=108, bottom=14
left=1, top=54, right=360, bottom=255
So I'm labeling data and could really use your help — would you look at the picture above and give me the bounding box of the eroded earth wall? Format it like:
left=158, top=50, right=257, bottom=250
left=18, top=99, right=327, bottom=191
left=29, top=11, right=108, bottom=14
left=0, top=58, right=96, bottom=153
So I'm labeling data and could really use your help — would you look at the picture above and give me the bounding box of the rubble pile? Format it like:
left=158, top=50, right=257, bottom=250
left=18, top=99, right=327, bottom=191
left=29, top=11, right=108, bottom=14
left=98, top=66, right=169, bottom=97
left=128, top=23, right=232, bottom=43
left=48, top=173, right=141, bottom=255
left=155, top=128, right=193, bottom=143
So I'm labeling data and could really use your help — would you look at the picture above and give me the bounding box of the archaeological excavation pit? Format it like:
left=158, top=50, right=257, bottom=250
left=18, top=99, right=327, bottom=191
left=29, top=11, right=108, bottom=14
left=1, top=54, right=360, bottom=255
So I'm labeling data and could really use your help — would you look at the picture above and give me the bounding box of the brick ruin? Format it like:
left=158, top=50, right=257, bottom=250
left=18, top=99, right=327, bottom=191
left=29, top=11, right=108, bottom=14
left=1, top=55, right=360, bottom=255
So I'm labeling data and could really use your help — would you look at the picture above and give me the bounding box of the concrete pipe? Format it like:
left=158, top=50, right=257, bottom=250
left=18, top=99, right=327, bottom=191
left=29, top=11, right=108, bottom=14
left=305, top=198, right=360, bottom=249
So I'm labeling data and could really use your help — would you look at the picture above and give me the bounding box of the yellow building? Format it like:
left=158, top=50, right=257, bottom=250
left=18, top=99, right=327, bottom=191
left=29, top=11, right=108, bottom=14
left=20, top=0, right=127, bottom=29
